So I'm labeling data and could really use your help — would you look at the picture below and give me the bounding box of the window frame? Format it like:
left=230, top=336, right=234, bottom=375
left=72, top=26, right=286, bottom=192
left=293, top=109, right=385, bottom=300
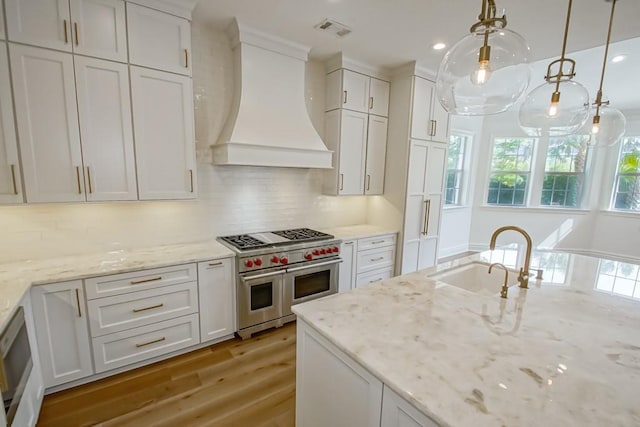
left=610, top=136, right=640, bottom=212
left=540, top=136, right=590, bottom=208
left=485, top=137, right=537, bottom=207
left=445, top=131, right=472, bottom=207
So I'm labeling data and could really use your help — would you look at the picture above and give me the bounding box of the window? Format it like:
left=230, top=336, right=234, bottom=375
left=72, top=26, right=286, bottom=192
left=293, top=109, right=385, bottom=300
left=530, top=252, right=571, bottom=285
left=487, top=138, right=535, bottom=206
left=612, top=136, right=640, bottom=211
left=596, top=259, right=640, bottom=300
left=479, top=244, right=519, bottom=269
left=445, top=134, right=469, bottom=205
left=540, top=137, right=589, bottom=207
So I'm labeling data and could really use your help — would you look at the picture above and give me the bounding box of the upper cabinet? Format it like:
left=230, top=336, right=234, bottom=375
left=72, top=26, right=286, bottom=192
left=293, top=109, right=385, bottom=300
left=127, top=3, right=191, bottom=76
left=0, top=43, right=23, bottom=204
left=326, top=69, right=389, bottom=117
left=411, top=77, right=450, bottom=143
left=5, top=0, right=127, bottom=62
left=131, top=66, right=196, bottom=200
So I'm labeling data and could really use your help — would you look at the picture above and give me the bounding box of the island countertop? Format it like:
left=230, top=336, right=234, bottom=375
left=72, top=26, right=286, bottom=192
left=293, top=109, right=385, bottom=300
left=293, top=251, right=640, bottom=426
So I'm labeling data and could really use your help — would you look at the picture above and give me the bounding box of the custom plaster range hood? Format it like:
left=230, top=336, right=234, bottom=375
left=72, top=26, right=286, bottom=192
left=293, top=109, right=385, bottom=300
left=212, top=20, right=333, bottom=169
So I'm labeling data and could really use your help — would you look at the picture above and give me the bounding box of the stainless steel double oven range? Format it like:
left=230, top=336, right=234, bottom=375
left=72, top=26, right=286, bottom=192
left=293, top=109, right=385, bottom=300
left=219, top=228, right=341, bottom=339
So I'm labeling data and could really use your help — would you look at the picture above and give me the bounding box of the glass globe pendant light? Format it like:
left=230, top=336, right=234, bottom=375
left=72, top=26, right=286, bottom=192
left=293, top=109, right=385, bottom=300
left=519, top=0, right=590, bottom=137
left=436, top=0, right=531, bottom=115
left=584, top=0, right=626, bottom=147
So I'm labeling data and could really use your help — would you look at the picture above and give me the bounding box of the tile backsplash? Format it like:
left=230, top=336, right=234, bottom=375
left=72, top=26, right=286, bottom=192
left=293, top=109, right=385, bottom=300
left=0, top=20, right=369, bottom=263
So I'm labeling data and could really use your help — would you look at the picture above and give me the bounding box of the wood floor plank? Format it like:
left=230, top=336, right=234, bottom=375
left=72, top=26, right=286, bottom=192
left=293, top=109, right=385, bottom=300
left=37, top=323, right=297, bottom=427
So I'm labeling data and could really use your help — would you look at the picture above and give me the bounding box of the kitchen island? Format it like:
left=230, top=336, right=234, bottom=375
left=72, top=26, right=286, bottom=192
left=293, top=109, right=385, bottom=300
left=292, top=251, right=640, bottom=426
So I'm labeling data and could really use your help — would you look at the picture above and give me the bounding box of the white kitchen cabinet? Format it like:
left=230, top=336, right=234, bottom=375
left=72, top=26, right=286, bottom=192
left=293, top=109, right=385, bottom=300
left=127, top=3, right=191, bottom=76
left=296, top=320, right=383, bottom=427
left=5, top=0, right=72, bottom=52
left=197, top=258, right=236, bottom=343
left=0, top=2, right=5, bottom=40
left=69, top=0, right=128, bottom=62
left=0, top=44, right=23, bottom=204
left=324, top=109, right=367, bottom=196
left=411, top=77, right=449, bottom=143
left=130, top=66, right=196, bottom=200
left=401, top=140, right=446, bottom=273
left=326, top=69, right=390, bottom=117
left=31, top=281, right=94, bottom=388
left=75, top=56, right=137, bottom=201
left=338, top=240, right=357, bottom=293
left=381, top=385, right=438, bottom=427
left=10, top=45, right=85, bottom=203
left=365, top=115, right=388, bottom=195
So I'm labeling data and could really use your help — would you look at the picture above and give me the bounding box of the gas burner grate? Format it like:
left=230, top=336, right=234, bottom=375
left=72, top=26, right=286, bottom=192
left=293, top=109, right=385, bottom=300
left=219, top=234, right=269, bottom=250
left=272, top=228, right=333, bottom=242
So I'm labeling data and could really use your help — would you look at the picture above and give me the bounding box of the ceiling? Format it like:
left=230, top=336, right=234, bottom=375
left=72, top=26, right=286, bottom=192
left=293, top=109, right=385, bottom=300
left=192, top=0, right=640, bottom=109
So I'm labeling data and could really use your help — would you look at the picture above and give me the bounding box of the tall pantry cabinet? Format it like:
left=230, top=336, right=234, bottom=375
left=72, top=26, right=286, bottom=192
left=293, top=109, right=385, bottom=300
left=385, top=64, right=450, bottom=273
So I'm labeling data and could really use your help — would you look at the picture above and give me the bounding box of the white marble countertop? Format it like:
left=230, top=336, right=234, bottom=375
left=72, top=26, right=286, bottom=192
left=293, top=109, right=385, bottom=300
left=293, top=251, right=640, bottom=426
left=0, top=241, right=234, bottom=331
left=320, top=224, right=398, bottom=241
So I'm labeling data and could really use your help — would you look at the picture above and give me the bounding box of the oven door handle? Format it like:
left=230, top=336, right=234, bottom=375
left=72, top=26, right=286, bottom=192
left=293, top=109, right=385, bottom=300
left=240, top=269, right=286, bottom=282
left=286, top=258, right=343, bottom=273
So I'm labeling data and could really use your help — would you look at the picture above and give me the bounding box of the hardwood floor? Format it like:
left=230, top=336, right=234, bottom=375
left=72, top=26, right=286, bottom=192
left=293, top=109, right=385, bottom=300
left=37, top=323, right=297, bottom=427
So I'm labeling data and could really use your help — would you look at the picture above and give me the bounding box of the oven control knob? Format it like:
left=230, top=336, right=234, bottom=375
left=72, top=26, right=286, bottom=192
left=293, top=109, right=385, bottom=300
left=245, top=260, right=254, bottom=268
left=320, top=248, right=327, bottom=255
left=305, top=253, right=313, bottom=261
left=254, top=258, right=262, bottom=266
left=280, top=257, right=289, bottom=265
left=313, top=249, right=320, bottom=256
left=332, top=246, right=339, bottom=253
left=271, top=256, right=279, bottom=264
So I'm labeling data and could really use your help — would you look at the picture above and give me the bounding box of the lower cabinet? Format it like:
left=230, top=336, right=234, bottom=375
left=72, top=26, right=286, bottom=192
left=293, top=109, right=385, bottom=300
left=30, top=280, right=94, bottom=388
left=338, top=233, right=397, bottom=292
left=198, top=258, right=235, bottom=343
left=381, top=386, right=438, bottom=427
left=338, top=240, right=357, bottom=293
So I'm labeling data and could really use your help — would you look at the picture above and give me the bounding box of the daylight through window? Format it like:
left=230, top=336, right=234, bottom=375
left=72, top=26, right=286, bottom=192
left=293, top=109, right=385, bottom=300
left=445, top=134, right=469, bottom=205
left=487, top=138, right=535, bottom=206
left=540, top=137, right=589, bottom=207
left=612, top=137, right=640, bottom=211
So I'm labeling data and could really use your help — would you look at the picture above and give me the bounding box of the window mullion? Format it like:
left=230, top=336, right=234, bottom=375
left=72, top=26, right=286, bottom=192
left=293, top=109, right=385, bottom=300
left=529, top=136, right=548, bottom=207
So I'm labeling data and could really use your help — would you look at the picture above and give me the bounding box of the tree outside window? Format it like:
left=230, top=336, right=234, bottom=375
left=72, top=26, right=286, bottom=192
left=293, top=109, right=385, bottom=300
left=612, top=137, right=640, bottom=211
left=540, top=136, right=589, bottom=207
left=487, top=138, right=535, bottom=206
left=445, top=134, right=468, bottom=206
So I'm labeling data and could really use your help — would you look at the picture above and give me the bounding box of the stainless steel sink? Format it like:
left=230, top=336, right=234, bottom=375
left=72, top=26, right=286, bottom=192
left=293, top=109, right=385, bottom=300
left=430, top=261, right=520, bottom=294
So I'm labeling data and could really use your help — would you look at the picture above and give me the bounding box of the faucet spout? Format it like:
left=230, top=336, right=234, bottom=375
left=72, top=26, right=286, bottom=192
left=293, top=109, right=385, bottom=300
left=488, top=226, right=533, bottom=289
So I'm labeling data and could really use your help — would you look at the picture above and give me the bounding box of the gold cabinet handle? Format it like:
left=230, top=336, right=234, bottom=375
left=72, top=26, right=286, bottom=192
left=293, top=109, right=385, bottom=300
left=432, top=120, right=437, bottom=137
left=75, top=289, right=82, bottom=317
left=86, top=166, right=93, bottom=194
left=63, top=19, right=69, bottom=44
left=345, top=241, right=354, bottom=245
left=425, top=199, right=431, bottom=234
left=369, top=278, right=383, bottom=283
left=74, top=22, right=79, bottom=45
left=130, top=276, right=162, bottom=285
left=370, top=257, right=384, bottom=262
left=343, top=90, right=348, bottom=104
left=369, top=96, right=374, bottom=110
left=135, top=337, right=166, bottom=348
left=133, top=303, right=164, bottom=313
left=75, top=166, right=82, bottom=194
left=339, top=173, right=344, bottom=191
left=371, top=240, right=385, bottom=245
left=422, top=200, right=429, bottom=235
left=366, top=174, right=371, bottom=191
left=184, top=49, right=188, bottom=68
left=10, top=164, right=18, bottom=195
left=208, top=261, right=223, bottom=267
left=189, top=169, right=194, bottom=193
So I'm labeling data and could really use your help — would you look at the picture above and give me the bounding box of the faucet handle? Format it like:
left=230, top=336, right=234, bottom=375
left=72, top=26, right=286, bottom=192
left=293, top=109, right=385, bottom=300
left=535, top=269, right=544, bottom=280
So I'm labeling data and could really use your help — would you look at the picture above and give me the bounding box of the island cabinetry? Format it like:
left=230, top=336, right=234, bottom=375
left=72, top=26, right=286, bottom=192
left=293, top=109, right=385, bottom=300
left=31, top=280, right=94, bottom=388
left=296, top=320, right=383, bottom=427
left=381, top=386, right=438, bottom=427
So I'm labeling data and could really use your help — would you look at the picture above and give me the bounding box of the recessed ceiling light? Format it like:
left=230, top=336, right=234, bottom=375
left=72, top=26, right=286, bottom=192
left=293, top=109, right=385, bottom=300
left=433, top=43, right=446, bottom=50
left=611, top=54, right=626, bottom=63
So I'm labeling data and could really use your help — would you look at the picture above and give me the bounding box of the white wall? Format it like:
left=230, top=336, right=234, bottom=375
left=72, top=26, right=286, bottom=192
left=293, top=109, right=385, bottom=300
left=0, top=20, right=369, bottom=263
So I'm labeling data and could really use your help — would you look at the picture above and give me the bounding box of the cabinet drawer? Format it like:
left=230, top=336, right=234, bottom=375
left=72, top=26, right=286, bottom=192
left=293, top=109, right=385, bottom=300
left=357, top=247, right=395, bottom=274
left=92, top=314, right=199, bottom=373
left=357, top=234, right=396, bottom=251
left=85, top=264, right=197, bottom=299
left=356, top=268, right=394, bottom=288
left=87, top=281, right=198, bottom=337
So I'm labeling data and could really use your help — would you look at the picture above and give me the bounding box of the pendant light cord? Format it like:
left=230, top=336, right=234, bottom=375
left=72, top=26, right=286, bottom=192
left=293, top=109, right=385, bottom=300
left=553, top=0, right=574, bottom=93
left=595, top=0, right=617, bottom=108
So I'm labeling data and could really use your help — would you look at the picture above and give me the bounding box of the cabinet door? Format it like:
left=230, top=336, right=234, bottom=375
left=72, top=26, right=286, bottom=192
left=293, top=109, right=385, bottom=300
left=425, top=143, right=447, bottom=238
left=410, top=77, right=434, bottom=141
left=296, top=320, right=383, bottom=427
left=401, top=141, right=428, bottom=274
left=338, top=110, right=368, bottom=195
left=381, top=385, right=438, bottom=427
left=5, top=0, right=72, bottom=52
left=338, top=240, right=357, bottom=293
left=198, top=258, right=236, bottom=343
left=130, top=66, right=196, bottom=200
left=342, top=70, right=370, bottom=113
left=75, top=56, right=137, bottom=201
left=69, top=0, right=127, bottom=62
left=127, top=3, right=191, bottom=75
left=369, top=77, right=390, bottom=117
left=0, top=3, right=5, bottom=40
left=31, top=281, right=93, bottom=388
left=364, top=115, right=388, bottom=195
left=430, top=95, right=450, bottom=143
left=0, top=44, right=23, bottom=204
left=10, top=45, right=85, bottom=203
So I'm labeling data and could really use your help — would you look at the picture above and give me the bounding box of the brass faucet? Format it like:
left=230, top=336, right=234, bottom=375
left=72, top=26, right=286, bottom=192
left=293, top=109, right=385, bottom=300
left=489, top=226, right=533, bottom=289
left=488, top=262, right=510, bottom=298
